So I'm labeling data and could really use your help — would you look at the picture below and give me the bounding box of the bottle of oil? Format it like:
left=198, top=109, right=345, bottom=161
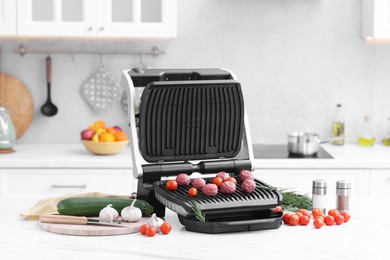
left=358, top=115, right=375, bottom=146
left=382, top=117, right=390, bottom=146
left=332, top=104, right=345, bottom=145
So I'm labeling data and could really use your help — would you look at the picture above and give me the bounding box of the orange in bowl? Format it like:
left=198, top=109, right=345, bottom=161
left=114, top=131, right=128, bottom=141
left=99, top=133, right=115, bottom=142
left=81, top=140, right=129, bottom=155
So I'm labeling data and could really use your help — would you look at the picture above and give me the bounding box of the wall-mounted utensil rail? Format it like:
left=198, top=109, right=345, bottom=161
left=14, top=45, right=165, bottom=57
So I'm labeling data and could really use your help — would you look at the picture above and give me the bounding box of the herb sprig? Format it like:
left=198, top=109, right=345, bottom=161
left=190, top=201, right=206, bottom=222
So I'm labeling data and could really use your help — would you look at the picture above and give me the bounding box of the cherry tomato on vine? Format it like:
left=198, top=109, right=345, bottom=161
left=166, top=180, right=178, bottom=191
left=188, top=187, right=198, bottom=197
left=225, top=177, right=237, bottom=185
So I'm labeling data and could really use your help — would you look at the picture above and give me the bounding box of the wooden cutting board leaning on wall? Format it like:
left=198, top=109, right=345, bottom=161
left=0, top=73, right=34, bottom=139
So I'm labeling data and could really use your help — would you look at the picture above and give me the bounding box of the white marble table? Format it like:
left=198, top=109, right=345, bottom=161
left=1, top=197, right=389, bottom=260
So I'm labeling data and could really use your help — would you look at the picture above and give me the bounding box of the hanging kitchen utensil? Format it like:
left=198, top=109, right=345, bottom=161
left=41, top=56, right=58, bottom=117
left=81, top=55, right=122, bottom=113
left=0, top=106, right=16, bottom=153
left=0, top=48, right=34, bottom=139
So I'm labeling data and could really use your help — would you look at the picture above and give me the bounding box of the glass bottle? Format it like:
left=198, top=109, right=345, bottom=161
left=332, top=104, right=345, bottom=145
left=382, top=117, right=390, bottom=146
left=358, top=115, right=375, bottom=146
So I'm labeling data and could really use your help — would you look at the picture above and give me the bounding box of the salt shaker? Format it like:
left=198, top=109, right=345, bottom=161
left=336, top=180, right=351, bottom=213
left=312, top=180, right=327, bottom=215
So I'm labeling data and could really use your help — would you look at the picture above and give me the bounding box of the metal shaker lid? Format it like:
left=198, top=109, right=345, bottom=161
left=313, top=179, right=327, bottom=188
left=336, top=180, right=351, bottom=189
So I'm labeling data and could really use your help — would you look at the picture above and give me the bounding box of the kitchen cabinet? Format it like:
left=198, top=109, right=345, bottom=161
left=0, top=169, right=136, bottom=198
left=10, top=0, right=176, bottom=38
left=0, top=0, right=16, bottom=35
left=362, top=0, right=390, bottom=39
left=369, top=169, right=390, bottom=197
left=255, top=169, right=370, bottom=199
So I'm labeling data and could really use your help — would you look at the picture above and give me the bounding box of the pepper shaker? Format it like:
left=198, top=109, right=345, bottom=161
left=336, top=180, right=351, bottom=213
left=312, top=179, right=327, bottom=215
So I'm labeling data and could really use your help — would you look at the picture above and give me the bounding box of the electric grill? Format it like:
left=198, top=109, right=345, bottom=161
left=121, top=68, right=283, bottom=234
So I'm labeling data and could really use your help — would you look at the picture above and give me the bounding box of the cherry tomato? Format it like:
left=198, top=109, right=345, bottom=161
left=328, top=209, right=339, bottom=217
left=159, top=222, right=172, bottom=235
left=139, top=224, right=149, bottom=235
left=296, top=212, right=303, bottom=219
left=288, top=214, right=300, bottom=226
left=299, top=215, right=310, bottom=226
left=188, top=187, right=198, bottom=197
left=315, top=215, right=325, bottom=222
left=166, top=180, right=178, bottom=191
left=334, top=214, right=344, bottom=225
left=313, top=218, right=324, bottom=229
left=272, top=206, right=282, bottom=213
left=282, top=213, right=292, bottom=224
left=146, top=226, right=157, bottom=237
left=312, top=208, right=323, bottom=218
left=225, top=177, right=237, bottom=185
left=324, top=215, right=335, bottom=226
left=341, top=212, right=351, bottom=223
left=298, top=209, right=311, bottom=218
left=212, top=177, right=223, bottom=187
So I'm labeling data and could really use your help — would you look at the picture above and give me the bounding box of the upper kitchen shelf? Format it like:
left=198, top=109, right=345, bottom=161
left=0, top=0, right=177, bottom=39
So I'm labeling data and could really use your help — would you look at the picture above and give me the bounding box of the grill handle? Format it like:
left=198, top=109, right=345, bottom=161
left=142, top=159, right=252, bottom=177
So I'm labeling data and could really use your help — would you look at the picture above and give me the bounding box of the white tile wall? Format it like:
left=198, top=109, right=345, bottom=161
left=1, top=0, right=390, bottom=144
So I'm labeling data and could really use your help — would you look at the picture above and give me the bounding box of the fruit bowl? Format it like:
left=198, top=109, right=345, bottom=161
left=81, top=140, right=129, bottom=155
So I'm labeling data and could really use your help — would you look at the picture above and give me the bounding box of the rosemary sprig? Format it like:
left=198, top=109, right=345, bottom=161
left=190, top=201, right=206, bottom=222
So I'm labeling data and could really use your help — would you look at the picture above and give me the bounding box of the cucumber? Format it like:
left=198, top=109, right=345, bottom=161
left=57, top=197, right=154, bottom=217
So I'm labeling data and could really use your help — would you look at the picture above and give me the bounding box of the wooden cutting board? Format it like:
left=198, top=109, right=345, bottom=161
left=0, top=73, right=34, bottom=139
left=39, top=217, right=149, bottom=236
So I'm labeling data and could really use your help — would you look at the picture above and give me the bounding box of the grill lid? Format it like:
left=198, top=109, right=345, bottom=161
left=138, top=80, right=244, bottom=163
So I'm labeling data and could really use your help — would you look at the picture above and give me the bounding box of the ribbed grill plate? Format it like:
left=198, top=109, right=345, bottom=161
left=138, top=80, right=244, bottom=162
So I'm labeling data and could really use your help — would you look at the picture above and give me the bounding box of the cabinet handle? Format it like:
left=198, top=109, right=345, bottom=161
left=87, top=26, right=93, bottom=31
left=99, top=27, right=105, bottom=31
left=51, top=184, right=87, bottom=189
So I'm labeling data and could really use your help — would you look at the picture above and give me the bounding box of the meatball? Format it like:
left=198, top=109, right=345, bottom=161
left=220, top=181, right=236, bottom=194
left=202, top=184, right=218, bottom=196
left=242, top=179, right=256, bottom=193
left=191, top=178, right=206, bottom=190
left=239, top=170, right=254, bottom=181
left=176, top=173, right=190, bottom=186
left=216, top=171, right=230, bottom=181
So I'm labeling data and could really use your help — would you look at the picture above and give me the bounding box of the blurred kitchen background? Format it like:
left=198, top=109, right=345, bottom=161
left=1, top=0, right=390, bottom=144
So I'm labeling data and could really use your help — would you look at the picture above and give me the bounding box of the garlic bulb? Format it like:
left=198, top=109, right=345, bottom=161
left=99, top=204, right=119, bottom=223
left=146, top=213, right=164, bottom=232
left=121, top=199, right=142, bottom=222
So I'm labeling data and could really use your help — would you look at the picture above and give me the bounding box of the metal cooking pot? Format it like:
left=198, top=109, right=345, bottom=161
left=287, top=131, right=342, bottom=156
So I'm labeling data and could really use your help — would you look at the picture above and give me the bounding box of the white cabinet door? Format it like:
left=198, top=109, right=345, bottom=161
left=1, top=169, right=136, bottom=198
left=16, top=0, right=176, bottom=38
left=0, top=0, right=16, bottom=35
left=362, top=0, right=390, bottom=39
left=255, top=169, right=370, bottom=199
left=370, top=170, right=390, bottom=197
left=17, top=0, right=97, bottom=36
left=97, top=0, right=176, bottom=38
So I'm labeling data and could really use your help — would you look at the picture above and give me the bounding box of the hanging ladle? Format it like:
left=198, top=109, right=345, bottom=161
left=41, top=55, right=58, bottom=116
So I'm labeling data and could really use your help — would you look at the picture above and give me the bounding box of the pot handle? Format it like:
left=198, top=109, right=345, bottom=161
left=320, top=136, right=345, bottom=143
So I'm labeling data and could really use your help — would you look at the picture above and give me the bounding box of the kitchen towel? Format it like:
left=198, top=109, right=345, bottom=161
left=20, top=192, right=134, bottom=220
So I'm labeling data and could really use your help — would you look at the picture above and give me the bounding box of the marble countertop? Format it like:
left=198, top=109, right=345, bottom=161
left=1, top=143, right=390, bottom=169
left=1, top=197, right=388, bottom=260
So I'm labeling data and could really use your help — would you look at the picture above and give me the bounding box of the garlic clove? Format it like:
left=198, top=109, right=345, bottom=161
left=121, top=199, right=142, bottom=222
left=99, top=204, right=119, bottom=223
left=146, top=213, right=164, bottom=232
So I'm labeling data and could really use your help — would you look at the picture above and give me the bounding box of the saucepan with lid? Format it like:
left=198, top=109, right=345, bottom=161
left=287, top=131, right=343, bottom=156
